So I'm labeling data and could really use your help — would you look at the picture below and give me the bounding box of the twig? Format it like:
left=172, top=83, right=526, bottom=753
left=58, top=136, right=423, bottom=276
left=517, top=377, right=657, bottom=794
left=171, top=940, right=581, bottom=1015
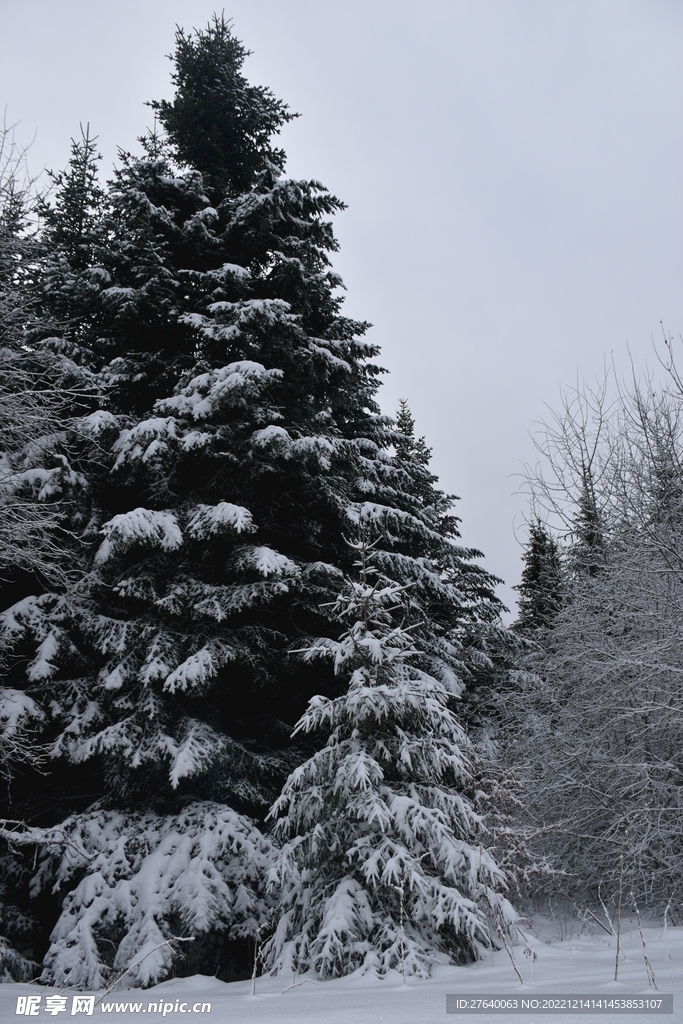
left=281, top=977, right=319, bottom=994
left=614, top=834, right=626, bottom=982
left=56, top=955, right=85, bottom=995
left=251, top=925, right=266, bottom=996
left=663, top=896, right=673, bottom=960
left=484, top=888, right=523, bottom=985
left=583, top=906, right=613, bottom=936
left=94, top=937, right=195, bottom=1006
left=598, top=881, right=616, bottom=936
left=631, top=891, right=657, bottom=989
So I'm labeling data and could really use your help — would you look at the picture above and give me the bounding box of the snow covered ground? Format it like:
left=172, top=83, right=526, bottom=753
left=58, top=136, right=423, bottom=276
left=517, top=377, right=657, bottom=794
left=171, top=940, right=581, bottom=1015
left=3, top=917, right=682, bottom=1024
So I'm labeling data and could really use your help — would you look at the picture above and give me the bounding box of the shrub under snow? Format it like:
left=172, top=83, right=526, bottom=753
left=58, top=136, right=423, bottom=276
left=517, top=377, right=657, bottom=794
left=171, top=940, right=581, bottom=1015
left=1, top=802, right=274, bottom=990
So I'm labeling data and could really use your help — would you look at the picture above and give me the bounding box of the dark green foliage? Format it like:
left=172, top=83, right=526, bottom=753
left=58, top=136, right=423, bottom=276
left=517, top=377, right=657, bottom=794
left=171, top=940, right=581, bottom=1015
left=0, top=17, right=512, bottom=978
left=570, top=469, right=605, bottom=577
left=514, top=520, right=564, bottom=632
left=39, top=126, right=105, bottom=271
left=394, top=398, right=431, bottom=467
left=0, top=124, right=37, bottom=347
left=30, top=126, right=109, bottom=360
left=152, top=14, right=296, bottom=198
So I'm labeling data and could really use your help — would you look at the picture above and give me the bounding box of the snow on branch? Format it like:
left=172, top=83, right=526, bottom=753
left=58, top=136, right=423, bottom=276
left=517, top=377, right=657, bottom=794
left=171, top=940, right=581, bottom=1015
left=0, top=803, right=275, bottom=991
left=264, top=529, right=517, bottom=979
left=95, top=508, right=183, bottom=563
left=186, top=501, right=254, bottom=539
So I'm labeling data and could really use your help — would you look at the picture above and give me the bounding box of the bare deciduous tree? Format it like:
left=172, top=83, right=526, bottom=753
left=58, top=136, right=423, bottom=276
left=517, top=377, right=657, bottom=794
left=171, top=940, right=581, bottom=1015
left=506, top=365, right=683, bottom=910
left=0, top=117, right=91, bottom=588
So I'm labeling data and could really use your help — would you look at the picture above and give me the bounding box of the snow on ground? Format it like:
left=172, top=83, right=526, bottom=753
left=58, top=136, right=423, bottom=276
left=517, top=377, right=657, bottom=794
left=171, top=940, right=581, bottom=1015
left=3, top=918, right=682, bottom=1024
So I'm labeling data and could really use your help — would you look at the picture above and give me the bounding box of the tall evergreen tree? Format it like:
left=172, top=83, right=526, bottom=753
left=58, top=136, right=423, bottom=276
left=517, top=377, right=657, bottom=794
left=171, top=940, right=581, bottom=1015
left=0, top=123, right=86, bottom=984
left=392, top=398, right=444, bottom=511
left=0, top=17, right=510, bottom=985
left=0, top=143, right=30, bottom=345
left=513, top=520, right=564, bottom=632
left=0, top=123, right=90, bottom=598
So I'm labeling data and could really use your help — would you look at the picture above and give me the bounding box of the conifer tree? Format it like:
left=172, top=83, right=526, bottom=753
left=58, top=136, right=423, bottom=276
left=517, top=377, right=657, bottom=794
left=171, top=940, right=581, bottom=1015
left=151, top=14, right=295, bottom=199
left=2, top=16, right=503, bottom=816
left=34, top=125, right=108, bottom=345
left=571, top=469, right=605, bottom=576
left=265, top=527, right=516, bottom=978
left=0, top=130, right=31, bottom=344
left=0, top=117, right=42, bottom=353
left=392, top=398, right=442, bottom=511
left=394, top=399, right=431, bottom=467
left=39, top=126, right=105, bottom=271
left=0, top=122, right=88, bottom=596
left=0, top=123, right=86, bottom=984
left=513, top=520, right=564, bottom=632
left=0, top=16, right=510, bottom=984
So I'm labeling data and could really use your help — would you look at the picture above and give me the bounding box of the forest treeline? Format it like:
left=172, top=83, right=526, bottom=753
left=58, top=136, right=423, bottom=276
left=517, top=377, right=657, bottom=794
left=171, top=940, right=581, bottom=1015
left=0, top=14, right=680, bottom=990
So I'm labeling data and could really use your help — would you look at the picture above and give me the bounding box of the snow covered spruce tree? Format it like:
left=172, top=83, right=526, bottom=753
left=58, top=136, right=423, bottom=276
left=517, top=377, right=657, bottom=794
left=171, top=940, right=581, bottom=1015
left=265, top=526, right=516, bottom=978
left=0, top=17, right=510, bottom=985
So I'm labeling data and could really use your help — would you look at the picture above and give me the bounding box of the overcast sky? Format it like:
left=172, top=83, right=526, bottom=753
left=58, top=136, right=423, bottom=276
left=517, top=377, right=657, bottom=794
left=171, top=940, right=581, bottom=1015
left=2, top=0, right=683, bottom=613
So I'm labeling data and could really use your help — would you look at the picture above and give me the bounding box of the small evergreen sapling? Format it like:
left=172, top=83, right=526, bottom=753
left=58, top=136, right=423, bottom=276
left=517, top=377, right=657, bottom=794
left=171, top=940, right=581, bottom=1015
left=264, top=525, right=516, bottom=979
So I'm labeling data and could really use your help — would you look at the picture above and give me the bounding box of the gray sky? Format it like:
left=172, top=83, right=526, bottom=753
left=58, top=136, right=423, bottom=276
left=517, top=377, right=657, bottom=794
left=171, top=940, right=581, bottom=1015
left=2, top=0, right=683, bottom=613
